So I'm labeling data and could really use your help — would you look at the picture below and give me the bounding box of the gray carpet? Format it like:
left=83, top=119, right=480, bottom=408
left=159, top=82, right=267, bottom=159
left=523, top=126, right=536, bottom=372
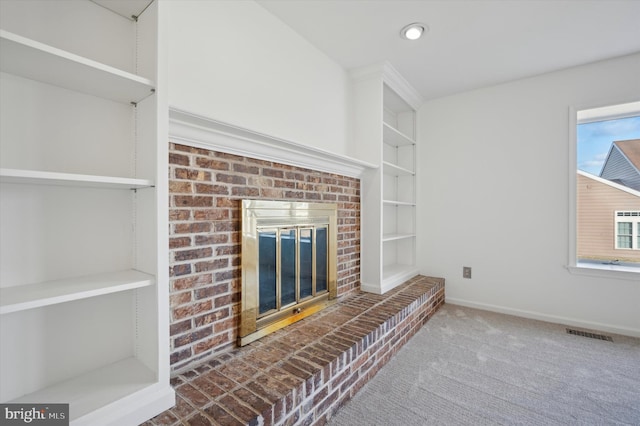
left=329, top=304, right=640, bottom=426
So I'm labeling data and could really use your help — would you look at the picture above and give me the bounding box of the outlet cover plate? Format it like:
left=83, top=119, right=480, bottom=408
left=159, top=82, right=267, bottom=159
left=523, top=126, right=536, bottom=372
left=463, top=266, right=472, bottom=279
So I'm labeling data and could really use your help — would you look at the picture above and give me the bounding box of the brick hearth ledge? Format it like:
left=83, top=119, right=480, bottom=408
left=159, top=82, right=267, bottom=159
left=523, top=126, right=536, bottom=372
left=144, top=275, right=445, bottom=426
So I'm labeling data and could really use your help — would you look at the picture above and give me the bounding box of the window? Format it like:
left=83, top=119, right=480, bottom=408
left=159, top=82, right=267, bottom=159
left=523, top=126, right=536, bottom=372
left=615, top=211, right=640, bottom=250
left=570, top=101, right=640, bottom=277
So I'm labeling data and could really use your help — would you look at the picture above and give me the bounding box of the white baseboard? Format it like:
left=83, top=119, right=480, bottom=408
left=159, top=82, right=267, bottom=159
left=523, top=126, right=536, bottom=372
left=445, top=297, right=640, bottom=338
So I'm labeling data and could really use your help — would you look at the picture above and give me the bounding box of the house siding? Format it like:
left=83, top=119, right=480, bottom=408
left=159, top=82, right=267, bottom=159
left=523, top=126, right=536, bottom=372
left=601, top=146, right=640, bottom=191
left=577, top=173, right=640, bottom=262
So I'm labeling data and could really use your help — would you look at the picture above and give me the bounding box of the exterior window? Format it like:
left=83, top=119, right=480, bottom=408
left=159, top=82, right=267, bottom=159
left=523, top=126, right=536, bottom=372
left=617, top=223, right=632, bottom=249
left=615, top=212, right=640, bottom=250
left=573, top=101, right=640, bottom=273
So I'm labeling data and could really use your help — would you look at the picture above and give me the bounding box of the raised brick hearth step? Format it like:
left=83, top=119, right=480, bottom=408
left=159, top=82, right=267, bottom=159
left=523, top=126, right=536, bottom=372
left=145, top=275, right=445, bottom=426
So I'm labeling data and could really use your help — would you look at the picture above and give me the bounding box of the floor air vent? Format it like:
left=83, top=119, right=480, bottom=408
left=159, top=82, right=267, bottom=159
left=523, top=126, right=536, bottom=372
left=566, top=328, right=613, bottom=342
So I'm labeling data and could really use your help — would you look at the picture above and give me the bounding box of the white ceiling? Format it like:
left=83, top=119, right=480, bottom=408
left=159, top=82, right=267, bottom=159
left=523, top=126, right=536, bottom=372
left=257, top=0, right=640, bottom=101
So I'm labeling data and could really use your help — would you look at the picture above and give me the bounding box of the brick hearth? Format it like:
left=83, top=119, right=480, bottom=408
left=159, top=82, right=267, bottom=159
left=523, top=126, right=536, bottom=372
left=144, top=276, right=445, bottom=426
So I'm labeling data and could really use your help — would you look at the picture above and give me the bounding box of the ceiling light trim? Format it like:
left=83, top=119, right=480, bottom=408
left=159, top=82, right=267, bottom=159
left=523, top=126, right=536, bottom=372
left=400, top=23, right=427, bottom=40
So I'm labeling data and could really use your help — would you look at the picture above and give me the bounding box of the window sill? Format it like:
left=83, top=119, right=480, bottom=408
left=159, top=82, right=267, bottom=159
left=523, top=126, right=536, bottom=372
left=567, top=262, right=639, bottom=281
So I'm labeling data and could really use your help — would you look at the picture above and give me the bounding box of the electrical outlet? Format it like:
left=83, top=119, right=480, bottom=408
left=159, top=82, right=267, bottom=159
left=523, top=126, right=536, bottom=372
left=463, top=266, right=472, bottom=279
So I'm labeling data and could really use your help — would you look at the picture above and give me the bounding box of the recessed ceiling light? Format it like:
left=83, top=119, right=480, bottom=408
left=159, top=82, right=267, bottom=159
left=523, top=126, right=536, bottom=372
left=401, top=23, right=427, bottom=40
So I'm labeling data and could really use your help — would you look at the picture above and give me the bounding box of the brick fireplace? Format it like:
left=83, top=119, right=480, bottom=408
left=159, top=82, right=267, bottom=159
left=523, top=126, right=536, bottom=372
left=168, top=143, right=361, bottom=372
left=161, top=111, right=445, bottom=425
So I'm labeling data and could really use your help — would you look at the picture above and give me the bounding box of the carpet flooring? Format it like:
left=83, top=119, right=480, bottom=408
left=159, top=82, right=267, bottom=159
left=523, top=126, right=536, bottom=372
left=329, top=304, right=640, bottom=425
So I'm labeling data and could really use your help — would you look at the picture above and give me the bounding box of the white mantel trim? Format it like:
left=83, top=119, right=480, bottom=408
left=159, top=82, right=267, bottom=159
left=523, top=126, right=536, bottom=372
left=168, top=108, right=376, bottom=178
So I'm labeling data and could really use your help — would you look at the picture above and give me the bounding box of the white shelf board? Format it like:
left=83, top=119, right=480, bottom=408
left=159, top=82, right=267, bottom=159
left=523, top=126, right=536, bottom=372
left=9, top=357, right=156, bottom=423
left=382, top=233, right=416, bottom=242
left=383, top=199, right=416, bottom=207
left=383, top=161, right=414, bottom=176
left=0, top=168, right=154, bottom=189
left=0, top=270, right=155, bottom=314
left=0, top=30, right=155, bottom=104
left=383, top=122, right=415, bottom=147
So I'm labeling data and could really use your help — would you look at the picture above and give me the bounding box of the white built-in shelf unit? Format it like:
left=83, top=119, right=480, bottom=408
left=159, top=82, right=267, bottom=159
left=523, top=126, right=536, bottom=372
left=0, top=1, right=174, bottom=424
left=352, top=62, right=423, bottom=294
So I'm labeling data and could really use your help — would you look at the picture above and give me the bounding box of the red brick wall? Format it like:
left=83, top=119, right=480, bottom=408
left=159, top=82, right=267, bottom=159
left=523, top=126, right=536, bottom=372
left=168, top=143, right=361, bottom=372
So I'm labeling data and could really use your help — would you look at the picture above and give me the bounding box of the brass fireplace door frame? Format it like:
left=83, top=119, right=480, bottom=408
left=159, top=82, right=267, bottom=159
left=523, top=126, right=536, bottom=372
left=239, top=200, right=338, bottom=346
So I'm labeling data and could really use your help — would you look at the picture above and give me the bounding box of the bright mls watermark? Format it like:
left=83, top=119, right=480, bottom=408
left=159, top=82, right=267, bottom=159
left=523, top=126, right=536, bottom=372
left=1, top=404, right=68, bottom=425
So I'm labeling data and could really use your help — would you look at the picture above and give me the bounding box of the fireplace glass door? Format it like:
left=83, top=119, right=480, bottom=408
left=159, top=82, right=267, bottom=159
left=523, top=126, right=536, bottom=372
left=240, top=200, right=337, bottom=346
left=258, top=226, right=329, bottom=318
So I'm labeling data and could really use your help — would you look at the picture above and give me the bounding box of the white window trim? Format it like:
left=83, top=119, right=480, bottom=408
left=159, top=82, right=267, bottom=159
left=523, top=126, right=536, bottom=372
left=567, top=101, right=640, bottom=281
left=615, top=211, right=640, bottom=250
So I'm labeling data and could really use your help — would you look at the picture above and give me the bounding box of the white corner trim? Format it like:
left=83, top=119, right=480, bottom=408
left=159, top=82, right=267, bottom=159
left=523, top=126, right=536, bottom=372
left=382, top=62, right=423, bottom=111
left=168, top=108, right=376, bottom=178
left=349, top=61, right=423, bottom=111
left=445, top=297, right=640, bottom=338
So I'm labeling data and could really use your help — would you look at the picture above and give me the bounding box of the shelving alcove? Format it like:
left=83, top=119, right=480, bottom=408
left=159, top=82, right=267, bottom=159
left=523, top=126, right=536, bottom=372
left=351, top=62, right=423, bottom=294
left=0, top=1, right=174, bottom=424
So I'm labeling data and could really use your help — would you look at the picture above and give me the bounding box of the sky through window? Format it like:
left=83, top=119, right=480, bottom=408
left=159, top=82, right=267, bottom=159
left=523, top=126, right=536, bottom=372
left=577, top=116, right=640, bottom=175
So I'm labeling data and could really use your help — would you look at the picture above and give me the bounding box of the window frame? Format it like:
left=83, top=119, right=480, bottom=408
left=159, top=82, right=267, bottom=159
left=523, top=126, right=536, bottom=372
left=614, top=211, right=640, bottom=250
left=568, top=101, right=640, bottom=280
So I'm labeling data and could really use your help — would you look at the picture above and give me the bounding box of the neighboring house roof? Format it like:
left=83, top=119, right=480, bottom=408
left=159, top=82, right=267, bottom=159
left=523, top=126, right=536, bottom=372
left=616, top=139, right=640, bottom=170
left=579, top=169, right=640, bottom=198
left=600, top=139, right=640, bottom=191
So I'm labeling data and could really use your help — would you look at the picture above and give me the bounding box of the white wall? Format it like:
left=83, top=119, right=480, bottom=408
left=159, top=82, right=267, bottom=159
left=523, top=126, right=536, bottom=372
left=167, top=0, right=351, bottom=155
left=418, top=53, right=640, bottom=336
